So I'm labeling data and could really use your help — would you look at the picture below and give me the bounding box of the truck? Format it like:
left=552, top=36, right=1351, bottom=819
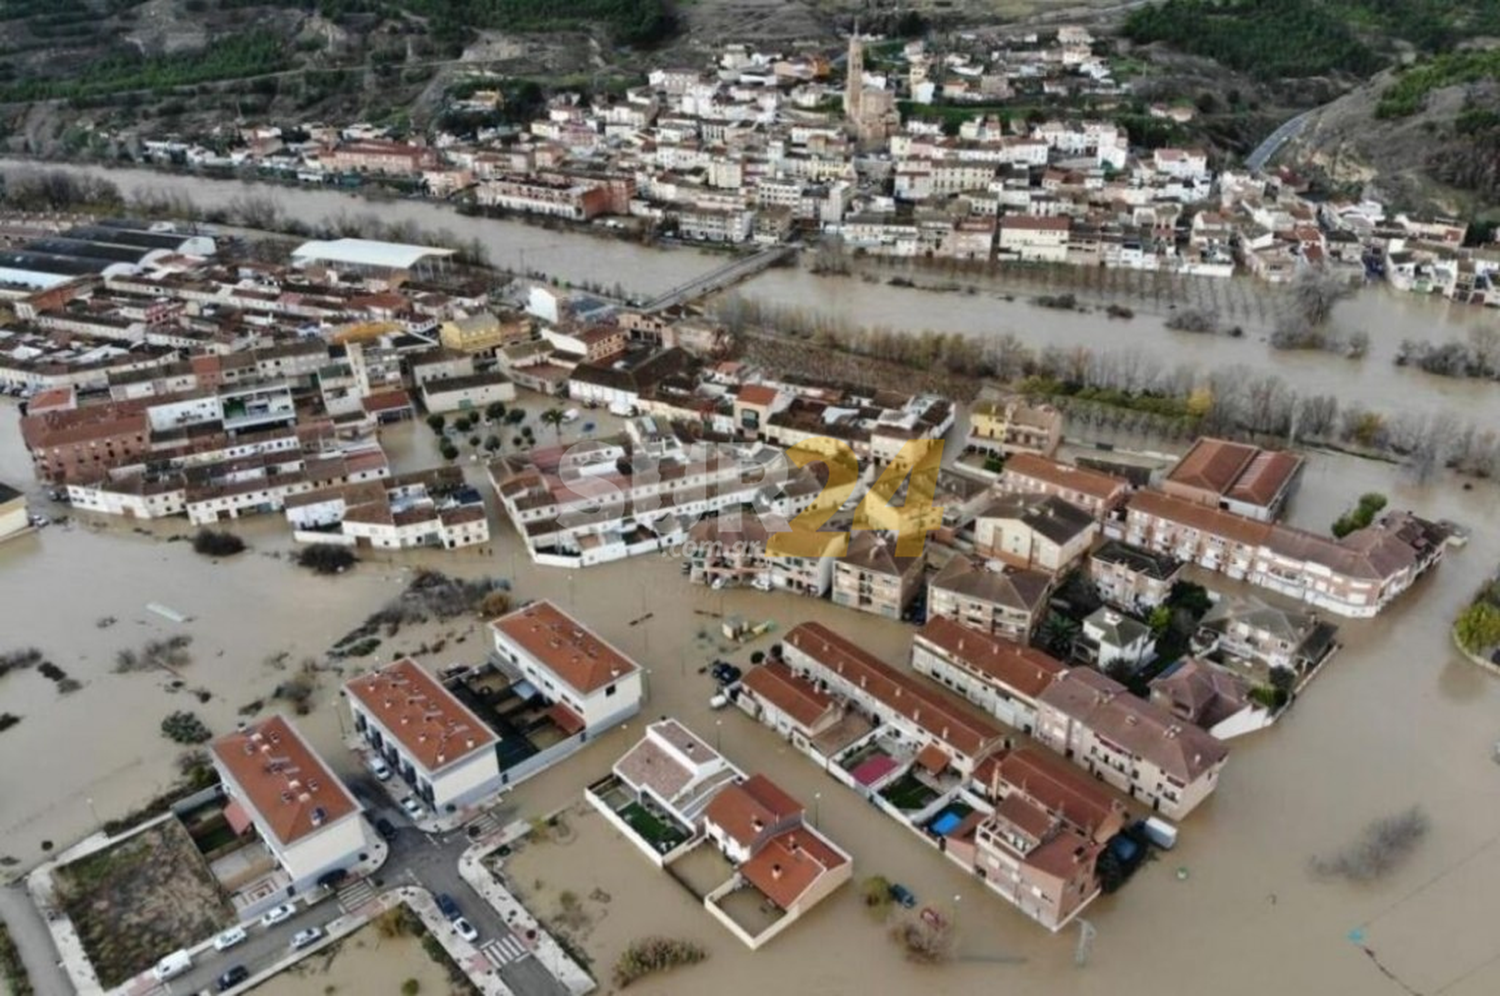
left=1140, top=816, right=1179, bottom=850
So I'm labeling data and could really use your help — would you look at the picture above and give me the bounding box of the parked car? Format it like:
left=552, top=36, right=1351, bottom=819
left=435, top=894, right=461, bottom=920
left=888, top=883, right=917, bottom=909
left=260, top=904, right=296, bottom=927
left=711, top=662, right=742, bottom=685
left=561, top=408, right=580, bottom=423
left=213, top=927, right=247, bottom=952
left=217, top=965, right=250, bottom=991
left=400, top=795, right=426, bottom=820
left=750, top=576, right=773, bottom=592
left=367, top=756, right=392, bottom=780
left=374, top=817, right=398, bottom=841
left=290, top=927, right=323, bottom=950
left=453, top=917, right=479, bottom=943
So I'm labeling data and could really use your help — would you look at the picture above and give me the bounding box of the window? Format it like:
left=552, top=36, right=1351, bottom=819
left=605, top=684, right=617, bottom=697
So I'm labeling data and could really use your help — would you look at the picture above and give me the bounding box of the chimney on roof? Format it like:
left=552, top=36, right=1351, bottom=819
left=751, top=817, right=765, bottom=832
left=771, top=863, right=783, bottom=880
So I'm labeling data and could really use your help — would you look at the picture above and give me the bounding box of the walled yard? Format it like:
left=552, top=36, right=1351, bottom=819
left=52, top=820, right=233, bottom=987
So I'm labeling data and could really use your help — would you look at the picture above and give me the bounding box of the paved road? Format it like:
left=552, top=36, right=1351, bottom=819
left=165, top=785, right=566, bottom=996
left=0, top=884, right=72, bottom=996
left=1246, top=109, right=1315, bottom=172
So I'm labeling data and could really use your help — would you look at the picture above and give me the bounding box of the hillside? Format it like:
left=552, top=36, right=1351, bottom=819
left=0, top=0, right=681, bottom=155
left=1286, top=68, right=1500, bottom=216
left=1124, top=0, right=1500, bottom=216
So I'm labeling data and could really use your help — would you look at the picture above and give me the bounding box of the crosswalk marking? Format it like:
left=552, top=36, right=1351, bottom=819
left=481, top=934, right=530, bottom=966
left=338, top=879, right=377, bottom=913
left=466, top=811, right=503, bottom=839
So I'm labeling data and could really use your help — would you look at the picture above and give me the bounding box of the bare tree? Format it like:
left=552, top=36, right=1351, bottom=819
left=1310, top=806, right=1429, bottom=882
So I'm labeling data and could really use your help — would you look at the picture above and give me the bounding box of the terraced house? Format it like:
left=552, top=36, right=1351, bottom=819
left=1120, top=490, right=1449, bottom=618
left=781, top=622, right=1007, bottom=778
left=910, top=616, right=1068, bottom=734
left=344, top=658, right=502, bottom=812
left=1035, top=668, right=1229, bottom=819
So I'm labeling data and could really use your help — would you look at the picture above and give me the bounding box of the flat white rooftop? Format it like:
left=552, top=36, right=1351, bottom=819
left=291, top=238, right=456, bottom=270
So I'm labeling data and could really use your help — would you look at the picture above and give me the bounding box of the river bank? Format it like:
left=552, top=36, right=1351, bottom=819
left=0, top=159, right=728, bottom=300
left=5, top=159, right=1499, bottom=429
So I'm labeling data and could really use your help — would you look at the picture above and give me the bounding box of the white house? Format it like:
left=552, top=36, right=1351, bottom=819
left=344, top=658, right=502, bottom=812
left=490, top=600, right=644, bottom=733
left=210, top=716, right=372, bottom=894
left=1078, top=607, right=1155, bottom=673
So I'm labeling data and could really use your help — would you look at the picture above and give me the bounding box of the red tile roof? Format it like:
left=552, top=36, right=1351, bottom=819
left=736, top=384, right=780, bottom=407
left=211, top=715, right=359, bottom=847
left=344, top=658, right=495, bottom=773
left=915, top=616, right=1066, bottom=700
left=786, top=622, right=1004, bottom=761
left=704, top=774, right=804, bottom=850
left=1127, top=490, right=1273, bottom=547
left=491, top=600, right=640, bottom=695
left=1002, top=452, right=1128, bottom=502
left=740, top=662, right=836, bottom=729
left=1165, top=437, right=1258, bottom=495
left=740, top=826, right=848, bottom=911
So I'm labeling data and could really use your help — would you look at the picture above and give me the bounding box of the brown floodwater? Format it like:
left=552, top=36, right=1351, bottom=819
left=4, top=394, right=1500, bottom=996
left=732, top=266, right=1500, bottom=424
left=251, top=921, right=452, bottom=996
left=0, top=160, right=727, bottom=298
left=5, top=159, right=1497, bottom=428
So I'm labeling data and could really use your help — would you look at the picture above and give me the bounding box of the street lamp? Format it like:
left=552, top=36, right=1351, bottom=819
left=715, top=719, right=723, bottom=750
left=813, top=791, right=821, bottom=829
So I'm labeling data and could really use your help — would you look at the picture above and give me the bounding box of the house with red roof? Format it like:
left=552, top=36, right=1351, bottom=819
left=209, top=716, right=372, bottom=898
left=490, top=600, right=644, bottom=733
left=344, top=658, right=501, bottom=812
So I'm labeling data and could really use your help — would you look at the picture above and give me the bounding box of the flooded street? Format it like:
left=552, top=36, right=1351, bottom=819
left=4, top=391, right=1500, bottom=996
left=1, top=159, right=1499, bottom=993
left=252, top=922, right=452, bottom=996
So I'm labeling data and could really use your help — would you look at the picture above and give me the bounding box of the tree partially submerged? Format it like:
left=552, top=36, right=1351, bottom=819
left=613, top=937, right=706, bottom=988
left=1310, top=806, right=1429, bottom=882
left=190, top=529, right=246, bottom=558
left=295, top=544, right=357, bottom=575
left=888, top=910, right=956, bottom=963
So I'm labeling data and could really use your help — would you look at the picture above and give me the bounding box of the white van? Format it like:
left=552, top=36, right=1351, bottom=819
left=152, top=949, right=193, bottom=982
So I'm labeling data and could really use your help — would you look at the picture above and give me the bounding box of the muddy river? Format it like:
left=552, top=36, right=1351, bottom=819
left=3, top=392, right=1500, bottom=996
left=5, top=160, right=1498, bottom=428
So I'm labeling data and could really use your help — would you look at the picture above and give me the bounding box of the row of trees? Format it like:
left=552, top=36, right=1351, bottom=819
left=0, top=169, right=123, bottom=211
left=725, top=293, right=1500, bottom=485
left=124, top=186, right=495, bottom=269
left=1395, top=324, right=1500, bottom=381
